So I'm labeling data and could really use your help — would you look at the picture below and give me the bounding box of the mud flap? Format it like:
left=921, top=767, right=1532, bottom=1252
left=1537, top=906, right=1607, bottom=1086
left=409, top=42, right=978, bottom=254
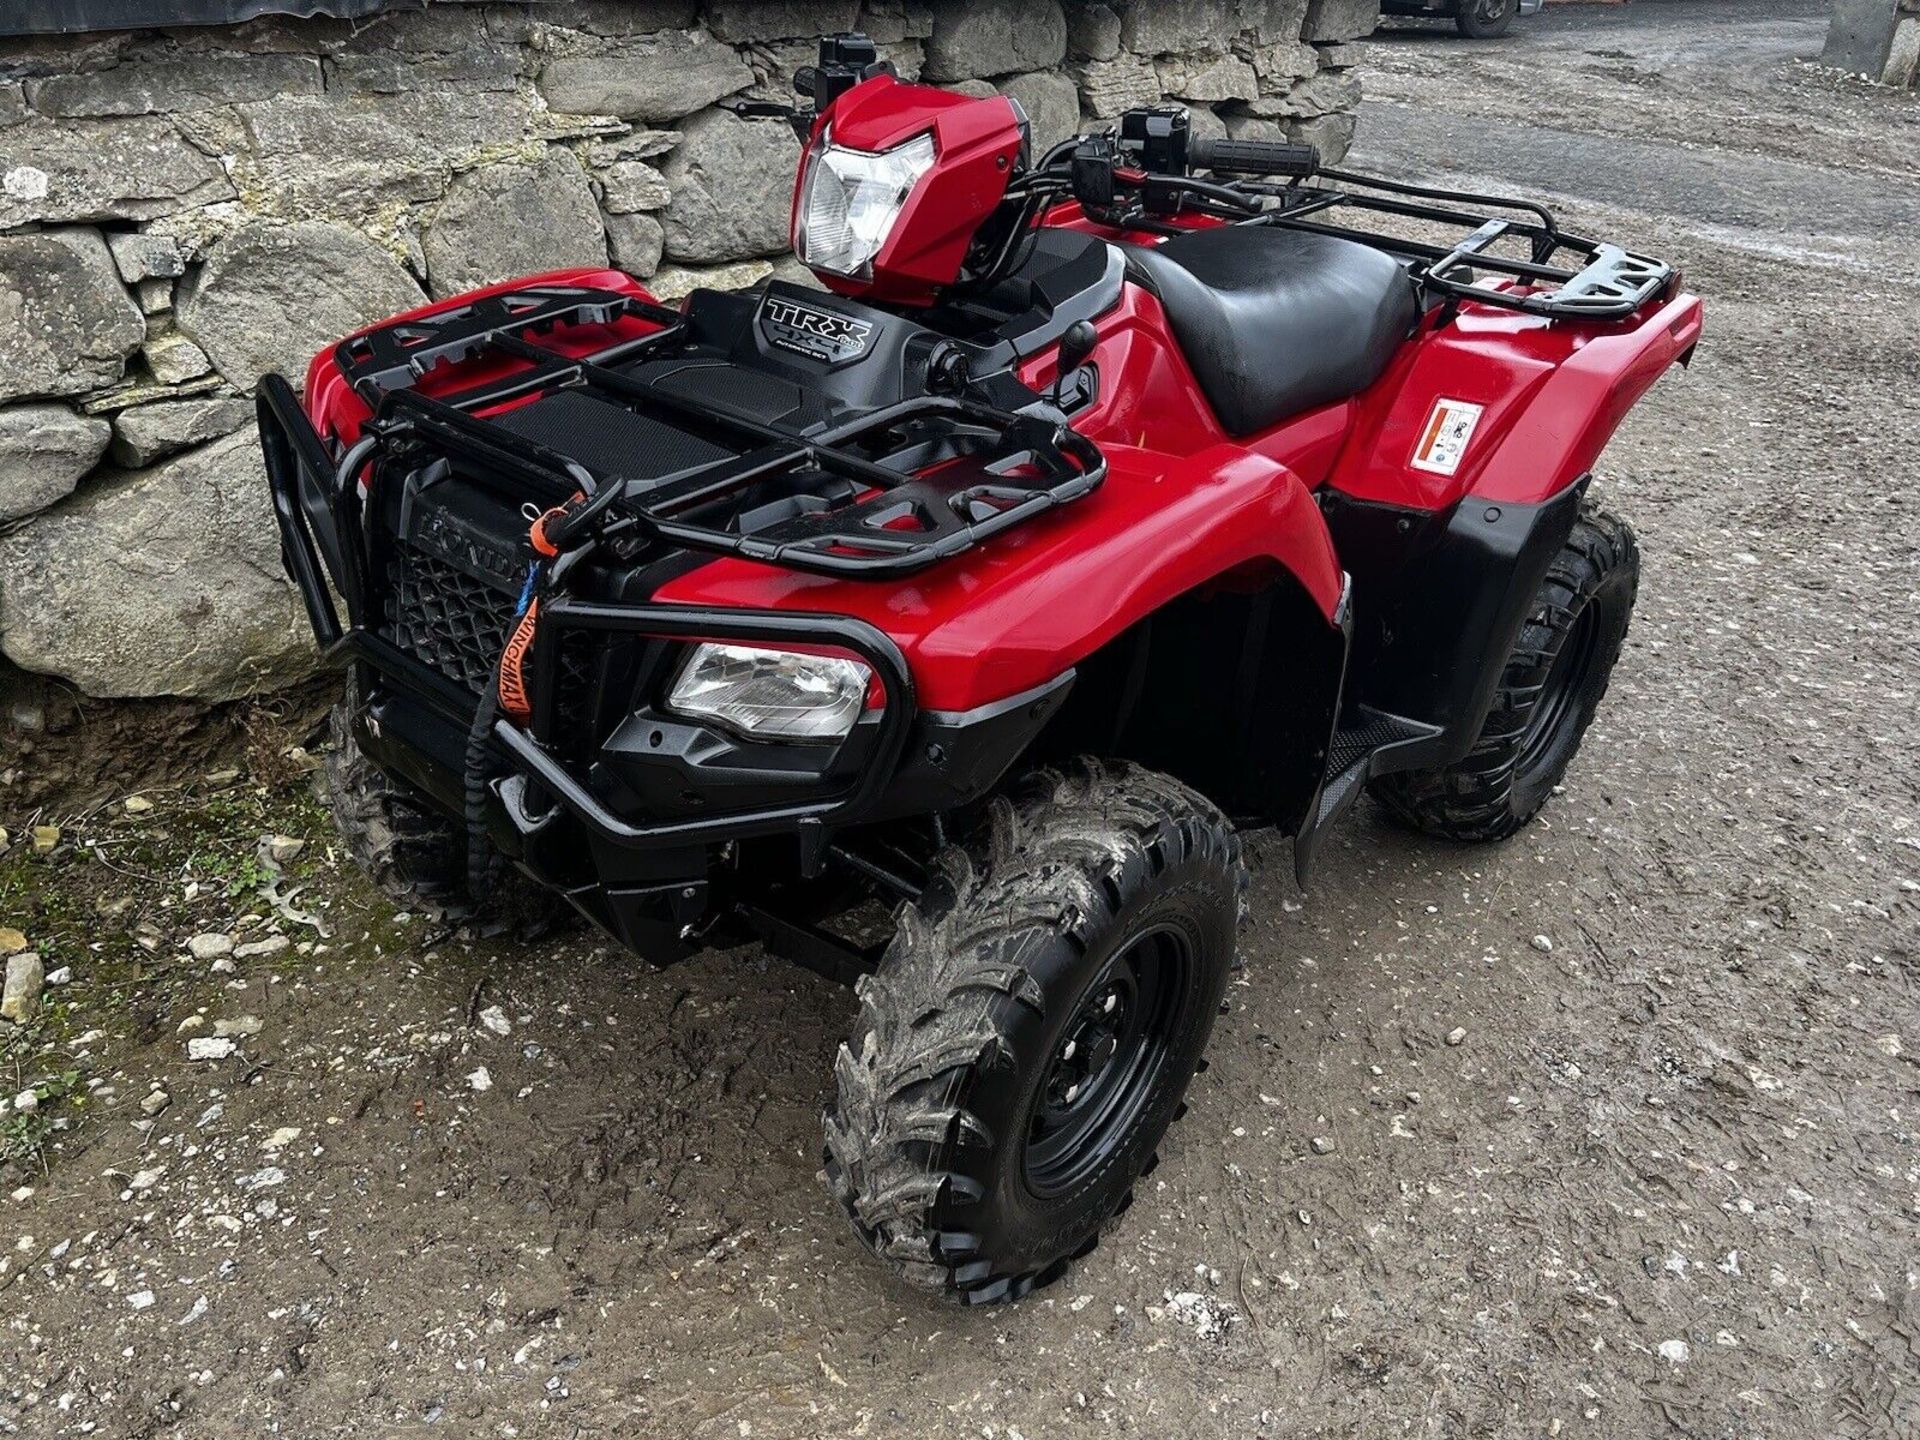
left=1288, top=577, right=1357, bottom=887
left=1293, top=476, right=1590, bottom=883
left=1363, top=477, right=1589, bottom=759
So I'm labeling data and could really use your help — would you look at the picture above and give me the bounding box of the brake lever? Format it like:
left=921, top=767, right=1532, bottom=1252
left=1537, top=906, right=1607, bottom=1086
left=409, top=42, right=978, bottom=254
left=717, top=97, right=800, bottom=120
left=717, top=95, right=819, bottom=141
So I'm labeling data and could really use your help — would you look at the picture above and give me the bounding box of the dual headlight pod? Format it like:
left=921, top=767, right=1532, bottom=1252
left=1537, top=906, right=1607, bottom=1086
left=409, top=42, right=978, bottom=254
left=794, top=128, right=936, bottom=280
left=666, top=643, right=874, bottom=744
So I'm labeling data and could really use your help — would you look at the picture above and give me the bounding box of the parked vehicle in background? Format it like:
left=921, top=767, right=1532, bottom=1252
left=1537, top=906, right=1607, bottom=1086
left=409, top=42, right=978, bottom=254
left=1381, top=0, right=1547, bottom=38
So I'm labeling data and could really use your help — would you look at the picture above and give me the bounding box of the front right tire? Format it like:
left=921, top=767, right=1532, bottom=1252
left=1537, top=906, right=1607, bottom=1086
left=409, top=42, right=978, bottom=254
left=823, top=763, right=1245, bottom=1304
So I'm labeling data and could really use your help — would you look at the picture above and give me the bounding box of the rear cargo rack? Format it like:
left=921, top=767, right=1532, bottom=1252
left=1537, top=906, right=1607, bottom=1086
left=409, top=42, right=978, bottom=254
left=1210, top=168, right=1675, bottom=321
left=337, top=283, right=1107, bottom=580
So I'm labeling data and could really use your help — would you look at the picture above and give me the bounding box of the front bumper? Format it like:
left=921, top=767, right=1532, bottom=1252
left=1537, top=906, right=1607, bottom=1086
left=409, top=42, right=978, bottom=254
left=257, top=376, right=1068, bottom=957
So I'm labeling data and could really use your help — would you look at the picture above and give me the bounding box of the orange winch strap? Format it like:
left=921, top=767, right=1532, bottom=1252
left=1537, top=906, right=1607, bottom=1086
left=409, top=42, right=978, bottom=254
left=497, top=599, right=540, bottom=725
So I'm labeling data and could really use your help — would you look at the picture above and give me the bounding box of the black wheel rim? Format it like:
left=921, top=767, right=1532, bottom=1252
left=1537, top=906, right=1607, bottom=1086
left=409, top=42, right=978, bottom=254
left=1023, top=925, right=1193, bottom=1198
left=1518, top=603, right=1599, bottom=775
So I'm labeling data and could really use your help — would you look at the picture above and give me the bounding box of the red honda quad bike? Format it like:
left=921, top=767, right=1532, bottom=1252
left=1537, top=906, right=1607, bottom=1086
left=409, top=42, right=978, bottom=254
left=259, top=34, right=1701, bottom=1302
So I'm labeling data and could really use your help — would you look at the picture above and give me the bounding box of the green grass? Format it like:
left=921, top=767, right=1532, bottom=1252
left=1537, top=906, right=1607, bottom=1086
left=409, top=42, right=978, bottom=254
left=0, top=770, right=351, bottom=1182
left=0, top=1068, right=82, bottom=1170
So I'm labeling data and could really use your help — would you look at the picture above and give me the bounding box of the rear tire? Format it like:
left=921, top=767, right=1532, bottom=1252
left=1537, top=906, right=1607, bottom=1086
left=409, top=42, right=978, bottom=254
left=322, top=676, right=469, bottom=910
left=1456, top=0, right=1518, bottom=38
left=1368, top=501, right=1638, bottom=842
left=823, top=762, right=1245, bottom=1304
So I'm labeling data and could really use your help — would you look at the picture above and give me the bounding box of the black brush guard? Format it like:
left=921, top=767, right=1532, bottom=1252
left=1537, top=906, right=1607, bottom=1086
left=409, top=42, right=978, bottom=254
left=260, top=374, right=916, bottom=850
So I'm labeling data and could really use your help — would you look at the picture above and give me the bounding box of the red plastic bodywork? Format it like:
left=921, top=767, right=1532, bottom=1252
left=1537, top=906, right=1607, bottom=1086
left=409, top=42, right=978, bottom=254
left=666, top=270, right=1698, bottom=709
left=656, top=443, right=1342, bottom=712
left=1320, top=286, right=1704, bottom=509
left=794, top=75, right=1025, bottom=306
left=301, top=89, right=1703, bottom=716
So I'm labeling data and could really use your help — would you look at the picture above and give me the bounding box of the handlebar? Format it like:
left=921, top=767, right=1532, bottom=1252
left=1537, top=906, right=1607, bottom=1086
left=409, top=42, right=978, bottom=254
left=1032, top=116, right=1324, bottom=233
left=1188, top=135, right=1320, bottom=179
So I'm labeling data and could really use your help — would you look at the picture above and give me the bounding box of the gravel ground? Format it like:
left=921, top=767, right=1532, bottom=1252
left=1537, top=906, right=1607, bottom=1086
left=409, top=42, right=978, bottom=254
left=3, top=6, right=1918, bottom=1437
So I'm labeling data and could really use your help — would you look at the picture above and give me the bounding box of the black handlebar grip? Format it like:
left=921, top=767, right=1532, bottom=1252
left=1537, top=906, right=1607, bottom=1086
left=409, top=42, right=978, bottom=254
left=1188, top=136, right=1320, bottom=178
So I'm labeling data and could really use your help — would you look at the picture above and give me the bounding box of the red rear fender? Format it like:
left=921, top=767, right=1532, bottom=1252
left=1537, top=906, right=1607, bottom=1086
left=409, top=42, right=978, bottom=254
left=653, top=441, right=1344, bottom=712
left=1327, top=290, right=1705, bottom=510
left=1472, top=291, right=1704, bottom=505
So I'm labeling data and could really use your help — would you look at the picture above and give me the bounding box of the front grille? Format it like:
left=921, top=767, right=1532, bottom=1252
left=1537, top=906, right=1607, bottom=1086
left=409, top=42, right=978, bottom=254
left=383, top=544, right=518, bottom=695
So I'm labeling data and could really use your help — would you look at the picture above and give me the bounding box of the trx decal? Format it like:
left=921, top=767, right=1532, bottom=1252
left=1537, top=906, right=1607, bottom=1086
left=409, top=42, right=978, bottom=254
left=758, top=294, right=876, bottom=365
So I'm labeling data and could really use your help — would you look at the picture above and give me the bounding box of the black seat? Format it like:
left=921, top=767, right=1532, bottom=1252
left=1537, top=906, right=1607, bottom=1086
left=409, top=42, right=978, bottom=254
left=1123, top=226, right=1419, bottom=436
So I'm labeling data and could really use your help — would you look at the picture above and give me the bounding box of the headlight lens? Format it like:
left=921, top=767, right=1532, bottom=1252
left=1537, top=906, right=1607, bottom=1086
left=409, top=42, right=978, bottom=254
left=796, top=130, right=936, bottom=280
left=665, top=643, right=873, bottom=743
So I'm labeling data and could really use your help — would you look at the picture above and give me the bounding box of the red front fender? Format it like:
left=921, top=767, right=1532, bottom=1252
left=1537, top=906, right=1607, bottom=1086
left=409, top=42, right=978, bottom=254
left=652, top=441, right=1344, bottom=713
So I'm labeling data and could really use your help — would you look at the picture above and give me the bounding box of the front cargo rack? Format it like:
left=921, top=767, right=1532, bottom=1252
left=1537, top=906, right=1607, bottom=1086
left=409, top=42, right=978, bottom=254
left=334, top=283, right=680, bottom=400
left=334, top=282, right=1108, bottom=581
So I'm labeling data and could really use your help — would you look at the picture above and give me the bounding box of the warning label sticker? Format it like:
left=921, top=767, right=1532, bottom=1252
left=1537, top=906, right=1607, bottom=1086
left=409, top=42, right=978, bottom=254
left=1409, top=398, right=1485, bottom=477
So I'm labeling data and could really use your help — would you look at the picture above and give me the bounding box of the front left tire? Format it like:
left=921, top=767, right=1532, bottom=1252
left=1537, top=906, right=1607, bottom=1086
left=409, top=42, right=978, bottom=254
left=323, top=673, right=559, bottom=928
left=823, top=762, right=1245, bottom=1304
left=324, top=674, right=470, bottom=909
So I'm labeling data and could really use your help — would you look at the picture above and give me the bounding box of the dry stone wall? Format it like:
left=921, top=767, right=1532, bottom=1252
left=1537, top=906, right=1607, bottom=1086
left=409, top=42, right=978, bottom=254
left=0, top=0, right=1375, bottom=702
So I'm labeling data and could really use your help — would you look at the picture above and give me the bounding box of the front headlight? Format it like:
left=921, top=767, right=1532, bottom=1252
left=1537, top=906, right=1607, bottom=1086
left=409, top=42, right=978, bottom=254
left=665, top=643, right=873, bottom=743
left=795, top=130, right=936, bottom=280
